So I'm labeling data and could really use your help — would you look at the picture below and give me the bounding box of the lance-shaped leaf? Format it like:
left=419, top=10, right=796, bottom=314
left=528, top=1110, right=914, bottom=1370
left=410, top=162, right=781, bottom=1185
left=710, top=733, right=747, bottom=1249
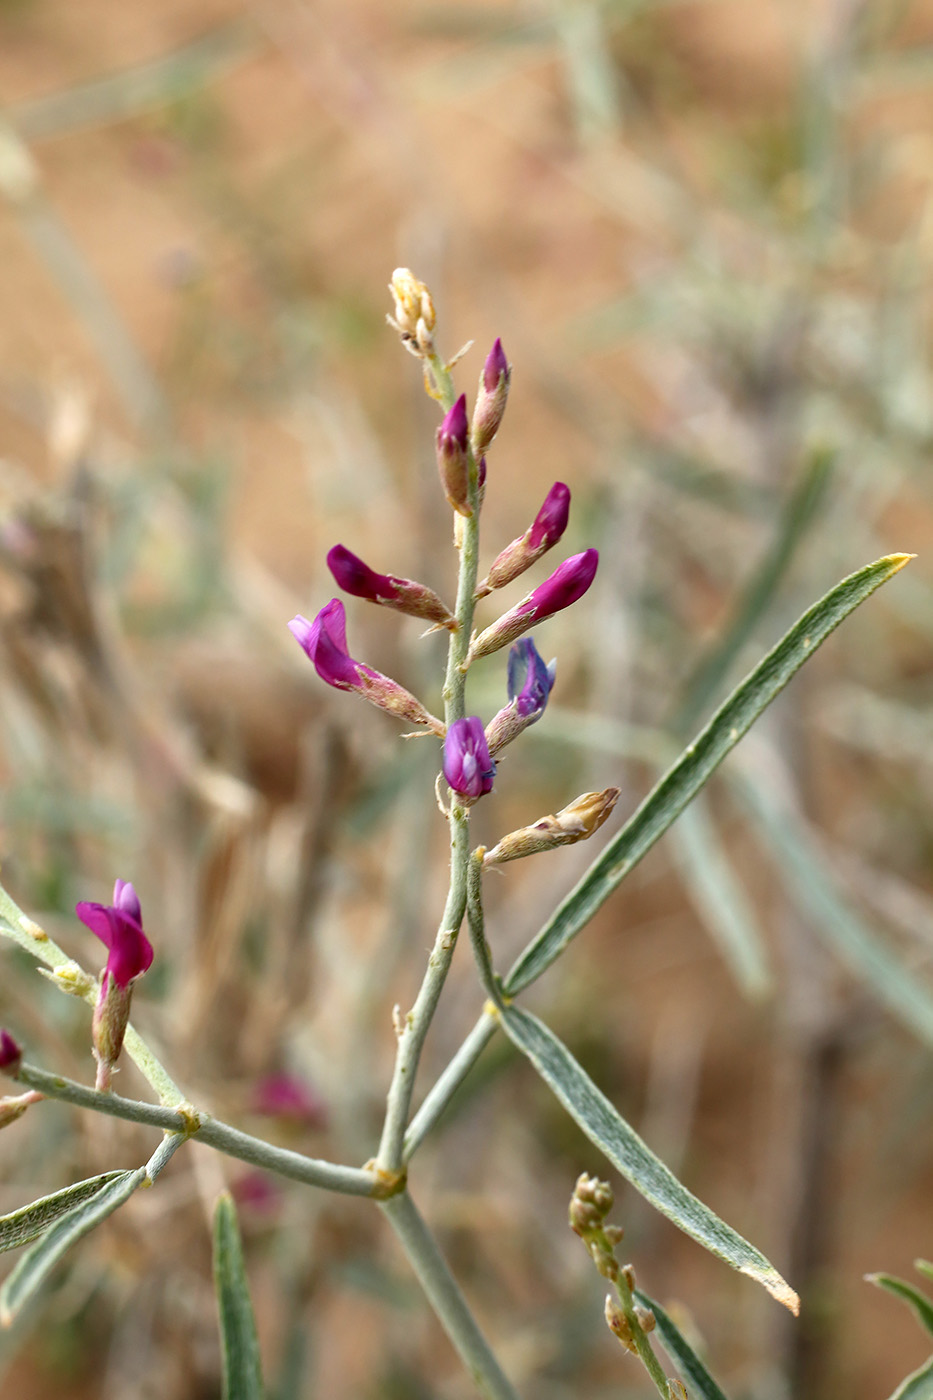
left=499, top=1004, right=798, bottom=1313
left=213, top=1192, right=264, bottom=1400
left=867, top=1272, right=933, bottom=1341
left=884, top=1357, right=933, bottom=1400
left=0, top=1168, right=145, bottom=1325
left=633, top=1289, right=731, bottom=1400
left=0, top=1172, right=127, bottom=1254
left=505, top=554, right=912, bottom=995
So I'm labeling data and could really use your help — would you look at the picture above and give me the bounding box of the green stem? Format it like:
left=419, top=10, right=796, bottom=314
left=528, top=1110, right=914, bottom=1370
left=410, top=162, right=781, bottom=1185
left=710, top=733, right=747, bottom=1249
left=380, top=1190, right=521, bottom=1400
left=614, top=1270, right=671, bottom=1397
left=374, top=347, right=484, bottom=1175
left=466, top=851, right=505, bottom=1009
left=17, top=1062, right=378, bottom=1197
left=403, top=1012, right=498, bottom=1162
left=145, top=1130, right=186, bottom=1184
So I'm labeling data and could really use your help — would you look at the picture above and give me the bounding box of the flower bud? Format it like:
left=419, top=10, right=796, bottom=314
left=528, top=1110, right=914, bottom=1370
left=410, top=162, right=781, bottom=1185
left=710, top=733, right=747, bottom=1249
left=605, top=1295, right=637, bottom=1353
left=468, top=548, right=598, bottom=663
left=0, top=1092, right=41, bottom=1130
left=669, top=1382, right=688, bottom=1399
left=485, top=638, right=556, bottom=755
left=387, top=268, right=436, bottom=355
left=0, top=1029, right=21, bottom=1076
left=436, top=394, right=472, bottom=516
left=443, top=716, right=496, bottom=802
left=327, top=545, right=456, bottom=630
left=483, top=787, right=620, bottom=866
left=77, top=880, right=154, bottom=1091
left=476, top=483, right=570, bottom=597
left=289, top=602, right=444, bottom=734
left=471, top=338, right=511, bottom=454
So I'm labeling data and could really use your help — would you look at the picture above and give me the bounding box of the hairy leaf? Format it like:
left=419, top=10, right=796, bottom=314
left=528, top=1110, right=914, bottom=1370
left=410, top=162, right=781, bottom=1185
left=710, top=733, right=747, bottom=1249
left=213, top=1192, right=264, bottom=1400
left=0, top=1172, right=126, bottom=1254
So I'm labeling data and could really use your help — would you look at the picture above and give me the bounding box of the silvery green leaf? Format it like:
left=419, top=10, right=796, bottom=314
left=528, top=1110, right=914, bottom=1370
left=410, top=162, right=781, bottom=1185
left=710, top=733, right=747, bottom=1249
left=500, top=1004, right=799, bottom=1313
left=506, top=554, right=912, bottom=995
left=0, top=1172, right=126, bottom=1254
left=0, top=1168, right=146, bottom=1325
left=867, top=1272, right=933, bottom=1341
left=634, top=1290, right=731, bottom=1400
left=885, top=1356, right=933, bottom=1400
left=213, top=1192, right=264, bottom=1400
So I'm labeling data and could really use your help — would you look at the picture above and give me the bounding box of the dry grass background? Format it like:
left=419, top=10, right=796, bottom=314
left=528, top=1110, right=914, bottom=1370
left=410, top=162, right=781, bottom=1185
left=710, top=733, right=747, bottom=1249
left=0, top=1, right=932, bottom=1397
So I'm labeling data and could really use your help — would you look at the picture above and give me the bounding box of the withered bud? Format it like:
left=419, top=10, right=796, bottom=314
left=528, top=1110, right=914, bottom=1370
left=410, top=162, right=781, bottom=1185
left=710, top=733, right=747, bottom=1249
left=635, top=1304, right=656, bottom=1333
left=0, top=1091, right=42, bottom=1130
left=603, top=1224, right=625, bottom=1247
left=388, top=268, right=436, bottom=356
left=621, top=1263, right=636, bottom=1290
left=604, top=1295, right=637, bottom=1354
left=668, top=1382, right=688, bottom=1399
left=483, top=788, right=621, bottom=866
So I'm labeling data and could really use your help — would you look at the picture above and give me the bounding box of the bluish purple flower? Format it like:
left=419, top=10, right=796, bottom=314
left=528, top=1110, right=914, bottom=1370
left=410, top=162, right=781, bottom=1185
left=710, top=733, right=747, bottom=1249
left=472, top=338, right=511, bottom=454
left=76, top=880, right=153, bottom=991
left=477, top=482, right=571, bottom=596
left=469, top=549, right=599, bottom=663
left=436, top=394, right=472, bottom=515
left=326, top=544, right=455, bottom=629
left=443, top=717, right=496, bottom=801
left=289, top=601, right=444, bottom=733
left=507, top=638, right=557, bottom=720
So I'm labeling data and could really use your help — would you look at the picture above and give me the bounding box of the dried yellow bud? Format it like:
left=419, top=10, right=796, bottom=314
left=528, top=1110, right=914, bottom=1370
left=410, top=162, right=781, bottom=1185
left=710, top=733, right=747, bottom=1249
left=483, top=787, right=621, bottom=866
left=388, top=268, right=436, bottom=355
left=604, top=1294, right=637, bottom=1353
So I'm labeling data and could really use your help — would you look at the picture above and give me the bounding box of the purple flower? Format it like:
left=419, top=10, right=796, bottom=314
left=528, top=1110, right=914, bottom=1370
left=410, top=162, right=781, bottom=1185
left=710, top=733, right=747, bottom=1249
left=469, top=549, right=599, bottom=663
left=289, top=601, right=444, bottom=732
left=252, top=1072, right=327, bottom=1127
left=436, top=394, right=472, bottom=515
left=0, top=1030, right=21, bottom=1075
left=508, top=639, right=556, bottom=719
left=76, top=880, right=153, bottom=991
left=477, top=482, right=571, bottom=596
left=326, top=544, right=455, bottom=629
left=443, top=717, right=496, bottom=801
left=472, top=338, right=511, bottom=454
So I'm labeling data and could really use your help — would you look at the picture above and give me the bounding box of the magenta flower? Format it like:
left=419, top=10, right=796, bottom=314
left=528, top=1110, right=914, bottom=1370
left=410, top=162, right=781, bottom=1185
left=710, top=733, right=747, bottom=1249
left=289, top=601, right=444, bottom=733
left=76, top=880, right=153, bottom=991
left=327, top=544, right=455, bottom=630
left=252, top=1072, right=327, bottom=1127
left=436, top=394, right=472, bottom=515
left=0, top=1030, right=21, bottom=1075
left=472, top=338, right=511, bottom=454
left=476, top=482, right=571, bottom=596
left=443, top=717, right=496, bottom=801
left=469, top=548, right=599, bottom=663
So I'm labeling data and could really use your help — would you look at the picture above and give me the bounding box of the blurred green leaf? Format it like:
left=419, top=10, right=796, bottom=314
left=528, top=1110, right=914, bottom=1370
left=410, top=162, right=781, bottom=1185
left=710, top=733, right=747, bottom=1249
left=506, top=554, right=912, bottom=995
left=633, top=1290, right=731, bottom=1400
left=740, top=775, right=933, bottom=1047
left=672, top=797, right=771, bottom=999
left=885, top=1356, right=933, bottom=1400
left=0, top=1168, right=145, bottom=1325
left=0, top=1172, right=126, bottom=1254
left=213, top=1192, right=264, bottom=1400
left=499, top=1004, right=799, bottom=1313
left=867, top=1272, right=933, bottom=1341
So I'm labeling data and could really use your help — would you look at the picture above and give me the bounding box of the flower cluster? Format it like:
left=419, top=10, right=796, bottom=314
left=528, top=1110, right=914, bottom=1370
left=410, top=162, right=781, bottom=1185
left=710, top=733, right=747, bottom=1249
left=287, top=269, right=614, bottom=861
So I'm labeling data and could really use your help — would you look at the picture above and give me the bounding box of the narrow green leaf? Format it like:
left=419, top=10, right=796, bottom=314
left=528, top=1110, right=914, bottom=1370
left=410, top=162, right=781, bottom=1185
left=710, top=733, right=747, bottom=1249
left=916, top=1262, right=933, bottom=1284
left=672, top=799, right=771, bottom=999
left=741, top=775, right=933, bottom=1047
left=633, top=1290, right=731, bottom=1400
left=885, top=1355, right=933, bottom=1400
left=506, top=554, right=912, bottom=995
left=499, top=1004, right=799, bottom=1313
left=0, top=1172, right=126, bottom=1254
left=867, top=1273, right=933, bottom=1340
left=213, top=1191, right=264, bottom=1400
left=0, top=1168, right=145, bottom=1325
left=675, top=445, right=834, bottom=733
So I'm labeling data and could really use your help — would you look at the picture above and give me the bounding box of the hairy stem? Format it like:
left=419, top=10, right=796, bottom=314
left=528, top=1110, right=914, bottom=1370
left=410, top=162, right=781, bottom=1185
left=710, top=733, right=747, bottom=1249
left=403, top=1011, right=498, bottom=1162
left=380, top=1190, right=521, bottom=1400
left=17, top=1062, right=379, bottom=1197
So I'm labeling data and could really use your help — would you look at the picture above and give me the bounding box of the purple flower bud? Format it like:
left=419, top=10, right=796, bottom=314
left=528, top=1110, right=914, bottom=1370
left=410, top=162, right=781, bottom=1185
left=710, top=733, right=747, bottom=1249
left=327, top=545, right=455, bottom=630
left=508, top=638, right=557, bottom=719
left=472, top=338, right=511, bottom=454
left=76, top=881, right=153, bottom=991
left=289, top=601, right=444, bottom=733
left=476, top=482, right=571, bottom=597
left=0, top=1029, right=21, bottom=1075
left=76, top=880, right=153, bottom=1091
left=436, top=394, right=472, bottom=516
left=469, top=548, right=599, bottom=664
left=443, top=716, right=496, bottom=801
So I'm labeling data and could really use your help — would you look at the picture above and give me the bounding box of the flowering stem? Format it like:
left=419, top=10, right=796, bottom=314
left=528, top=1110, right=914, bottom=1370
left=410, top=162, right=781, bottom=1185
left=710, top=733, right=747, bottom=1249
left=613, top=1270, right=671, bottom=1397
left=380, top=1190, right=521, bottom=1400
left=16, top=1062, right=379, bottom=1197
left=374, top=350, right=484, bottom=1176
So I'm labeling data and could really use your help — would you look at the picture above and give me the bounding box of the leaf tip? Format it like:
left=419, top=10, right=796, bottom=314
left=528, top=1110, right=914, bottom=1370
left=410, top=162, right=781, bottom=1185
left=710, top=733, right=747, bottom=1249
left=885, top=552, right=916, bottom=574
left=752, top=1268, right=800, bottom=1315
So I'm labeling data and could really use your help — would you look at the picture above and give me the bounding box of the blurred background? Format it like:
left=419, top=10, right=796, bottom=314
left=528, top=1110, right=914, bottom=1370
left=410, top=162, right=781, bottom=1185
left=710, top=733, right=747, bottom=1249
left=0, top=1, right=931, bottom=1397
